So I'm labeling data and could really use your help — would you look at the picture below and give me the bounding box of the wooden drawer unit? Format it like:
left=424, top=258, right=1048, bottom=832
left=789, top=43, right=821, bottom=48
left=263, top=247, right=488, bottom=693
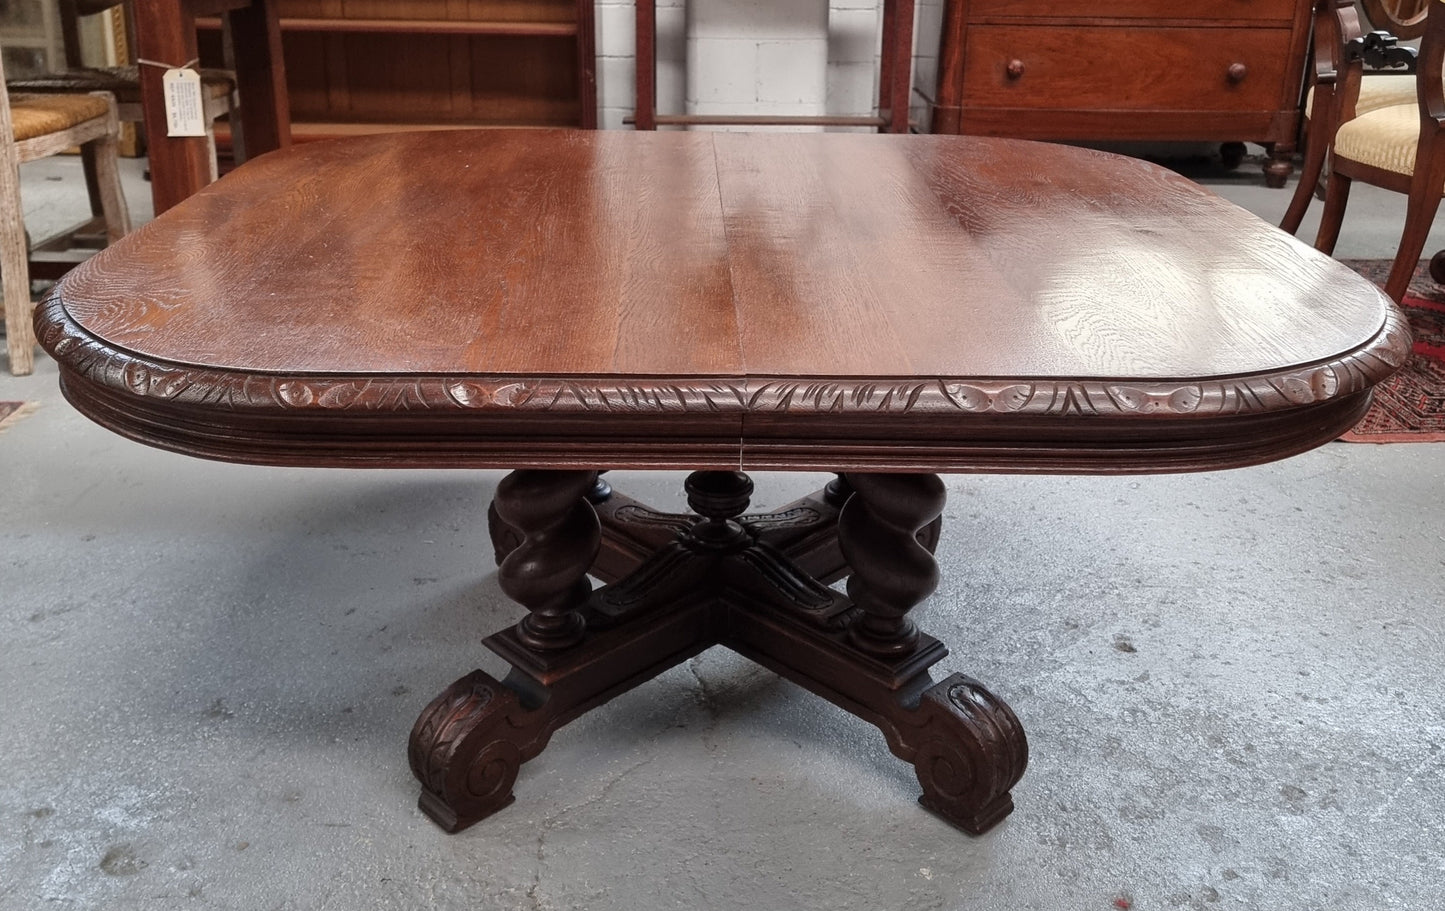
left=926, top=1, right=1313, bottom=186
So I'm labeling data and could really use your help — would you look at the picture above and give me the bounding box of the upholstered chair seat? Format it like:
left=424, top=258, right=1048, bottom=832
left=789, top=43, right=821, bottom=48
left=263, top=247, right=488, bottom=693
left=1331, top=102, right=1426, bottom=176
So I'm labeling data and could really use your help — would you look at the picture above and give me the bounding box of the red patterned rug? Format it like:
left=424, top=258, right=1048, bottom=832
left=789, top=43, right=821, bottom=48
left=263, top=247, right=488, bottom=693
left=0, top=400, right=36, bottom=433
left=1339, top=260, right=1445, bottom=442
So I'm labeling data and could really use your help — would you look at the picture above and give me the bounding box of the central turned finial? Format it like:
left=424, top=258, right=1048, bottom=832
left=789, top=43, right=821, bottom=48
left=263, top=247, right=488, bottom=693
left=684, top=470, right=754, bottom=549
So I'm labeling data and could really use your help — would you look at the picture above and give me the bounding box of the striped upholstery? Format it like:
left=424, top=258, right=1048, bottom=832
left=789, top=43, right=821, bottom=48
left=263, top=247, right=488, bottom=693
left=1333, top=103, right=1425, bottom=177
left=7, top=93, right=110, bottom=142
left=1305, top=74, right=1417, bottom=118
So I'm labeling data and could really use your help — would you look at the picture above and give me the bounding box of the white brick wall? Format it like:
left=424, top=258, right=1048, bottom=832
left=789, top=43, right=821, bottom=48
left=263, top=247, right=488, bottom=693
left=595, top=0, right=927, bottom=131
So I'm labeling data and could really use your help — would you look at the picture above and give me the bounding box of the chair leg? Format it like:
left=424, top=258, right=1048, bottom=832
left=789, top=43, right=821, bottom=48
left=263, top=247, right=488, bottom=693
left=226, top=93, right=243, bottom=167
left=89, top=105, right=132, bottom=244
left=200, top=91, right=233, bottom=179
left=1314, top=169, right=1352, bottom=256
left=1281, top=118, right=1327, bottom=235
left=205, top=123, right=219, bottom=183
left=1, top=151, right=34, bottom=376
left=1430, top=249, right=1445, bottom=285
left=1383, top=191, right=1445, bottom=304
left=80, top=143, right=104, bottom=218
left=1379, top=132, right=1445, bottom=303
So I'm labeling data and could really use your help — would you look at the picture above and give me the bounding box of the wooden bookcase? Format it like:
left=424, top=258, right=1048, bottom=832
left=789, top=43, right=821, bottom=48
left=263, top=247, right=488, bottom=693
left=200, top=0, right=596, bottom=138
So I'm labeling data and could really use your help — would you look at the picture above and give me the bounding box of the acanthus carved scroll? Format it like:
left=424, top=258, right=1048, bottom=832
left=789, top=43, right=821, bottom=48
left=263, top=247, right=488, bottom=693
left=905, top=674, right=1028, bottom=835
left=408, top=670, right=529, bottom=831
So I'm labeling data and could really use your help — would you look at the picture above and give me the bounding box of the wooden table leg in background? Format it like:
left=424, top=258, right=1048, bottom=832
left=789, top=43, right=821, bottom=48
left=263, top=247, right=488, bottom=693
left=878, top=0, right=917, bottom=133
left=634, top=0, right=657, bottom=130
left=134, top=0, right=211, bottom=215
left=135, top=0, right=291, bottom=214
left=223, top=0, right=291, bottom=158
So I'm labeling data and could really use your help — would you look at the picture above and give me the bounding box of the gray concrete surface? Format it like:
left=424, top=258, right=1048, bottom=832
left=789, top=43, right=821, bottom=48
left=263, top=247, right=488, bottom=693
left=2, top=150, right=1443, bottom=910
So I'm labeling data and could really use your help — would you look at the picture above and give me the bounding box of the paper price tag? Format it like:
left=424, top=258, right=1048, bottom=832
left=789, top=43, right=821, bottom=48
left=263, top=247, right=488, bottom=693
left=163, top=68, right=207, bottom=137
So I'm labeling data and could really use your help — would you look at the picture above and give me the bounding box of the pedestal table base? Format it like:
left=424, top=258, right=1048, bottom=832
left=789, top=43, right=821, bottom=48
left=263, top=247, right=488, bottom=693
left=409, top=470, right=1028, bottom=835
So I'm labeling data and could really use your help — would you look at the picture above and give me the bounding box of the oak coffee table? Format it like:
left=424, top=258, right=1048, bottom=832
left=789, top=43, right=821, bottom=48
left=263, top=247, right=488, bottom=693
left=37, top=130, right=1408, bottom=836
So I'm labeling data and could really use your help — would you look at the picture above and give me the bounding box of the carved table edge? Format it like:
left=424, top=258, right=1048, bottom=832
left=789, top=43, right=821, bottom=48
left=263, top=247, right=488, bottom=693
left=37, top=290, right=1410, bottom=421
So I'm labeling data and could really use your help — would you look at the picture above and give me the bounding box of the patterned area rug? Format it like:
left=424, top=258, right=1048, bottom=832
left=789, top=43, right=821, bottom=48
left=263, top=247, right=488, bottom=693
left=0, top=401, right=37, bottom=433
left=1339, top=260, right=1445, bottom=443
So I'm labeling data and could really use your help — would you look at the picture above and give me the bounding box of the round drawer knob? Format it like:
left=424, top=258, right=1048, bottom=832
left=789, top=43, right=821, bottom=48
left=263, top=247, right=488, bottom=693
left=1227, top=63, right=1248, bottom=83
left=1005, top=59, right=1025, bottom=79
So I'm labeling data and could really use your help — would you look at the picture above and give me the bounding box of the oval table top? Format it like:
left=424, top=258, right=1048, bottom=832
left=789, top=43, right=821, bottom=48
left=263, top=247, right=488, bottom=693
left=38, top=130, right=1409, bottom=473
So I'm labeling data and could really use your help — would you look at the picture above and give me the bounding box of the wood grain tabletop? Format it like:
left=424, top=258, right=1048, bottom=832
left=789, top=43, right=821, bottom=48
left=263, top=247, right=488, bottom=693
left=38, top=130, right=1410, bottom=473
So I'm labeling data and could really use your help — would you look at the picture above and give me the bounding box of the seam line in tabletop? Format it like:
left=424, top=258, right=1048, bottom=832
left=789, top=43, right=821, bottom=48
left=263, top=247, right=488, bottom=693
left=708, top=133, right=750, bottom=472
left=708, top=134, right=750, bottom=390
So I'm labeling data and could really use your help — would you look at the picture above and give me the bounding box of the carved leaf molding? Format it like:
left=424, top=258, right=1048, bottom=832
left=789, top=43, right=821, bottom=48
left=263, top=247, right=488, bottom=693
left=38, top=291, right=1411, bottom=420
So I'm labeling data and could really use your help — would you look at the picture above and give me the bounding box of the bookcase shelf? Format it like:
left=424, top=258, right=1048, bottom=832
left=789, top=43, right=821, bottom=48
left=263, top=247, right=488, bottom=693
left=199, top=0, right=595, bottom=133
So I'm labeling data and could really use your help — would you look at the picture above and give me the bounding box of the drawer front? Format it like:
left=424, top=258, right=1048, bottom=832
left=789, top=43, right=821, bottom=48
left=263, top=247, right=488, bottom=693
left=966, top=0, right=1299, bottom=22
left=961, top=26, right=1292, bottom=112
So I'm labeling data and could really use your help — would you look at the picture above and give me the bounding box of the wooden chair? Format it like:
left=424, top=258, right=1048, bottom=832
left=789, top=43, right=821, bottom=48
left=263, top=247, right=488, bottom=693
left=7, top=0, right=237, bottom=208
left=1, top=56, right=131, bottom=376
left=1280, top=0, right=1419, bottom=236
left=1285, top=0, right=1445, bottom=303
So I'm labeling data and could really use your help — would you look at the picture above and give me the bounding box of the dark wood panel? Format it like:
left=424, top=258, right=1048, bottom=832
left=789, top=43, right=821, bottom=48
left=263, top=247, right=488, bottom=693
left=278, top=32, right=580, bottom=125
left=338, top=0, right=576, bottom=22
left=257, top=0, right=592, bottom=128
left=464, top=34, right=580, bottom=124
left=274, top=33, right=331, bottom=118
left=200, top=17, right=580, bottom=35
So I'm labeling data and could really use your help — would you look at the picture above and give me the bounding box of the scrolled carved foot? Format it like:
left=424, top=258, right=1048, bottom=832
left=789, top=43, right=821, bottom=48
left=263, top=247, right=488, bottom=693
left=409, top=670, right=528, bottom=833
left=908, top=673, right=1028, bottom=835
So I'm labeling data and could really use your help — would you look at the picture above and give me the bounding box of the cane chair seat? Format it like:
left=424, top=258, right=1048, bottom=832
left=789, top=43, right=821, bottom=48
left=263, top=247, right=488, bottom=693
left=7, top=93, right=112, bottom=142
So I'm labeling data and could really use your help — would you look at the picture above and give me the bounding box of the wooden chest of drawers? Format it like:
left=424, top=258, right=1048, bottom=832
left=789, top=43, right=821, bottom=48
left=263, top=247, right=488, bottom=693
left=925, top=0, right=1313, bottom=186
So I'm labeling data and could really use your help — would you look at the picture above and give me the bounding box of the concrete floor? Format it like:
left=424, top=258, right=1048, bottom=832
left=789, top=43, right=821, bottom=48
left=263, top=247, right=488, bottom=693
left=2, top=149, right=1443, bottom=910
